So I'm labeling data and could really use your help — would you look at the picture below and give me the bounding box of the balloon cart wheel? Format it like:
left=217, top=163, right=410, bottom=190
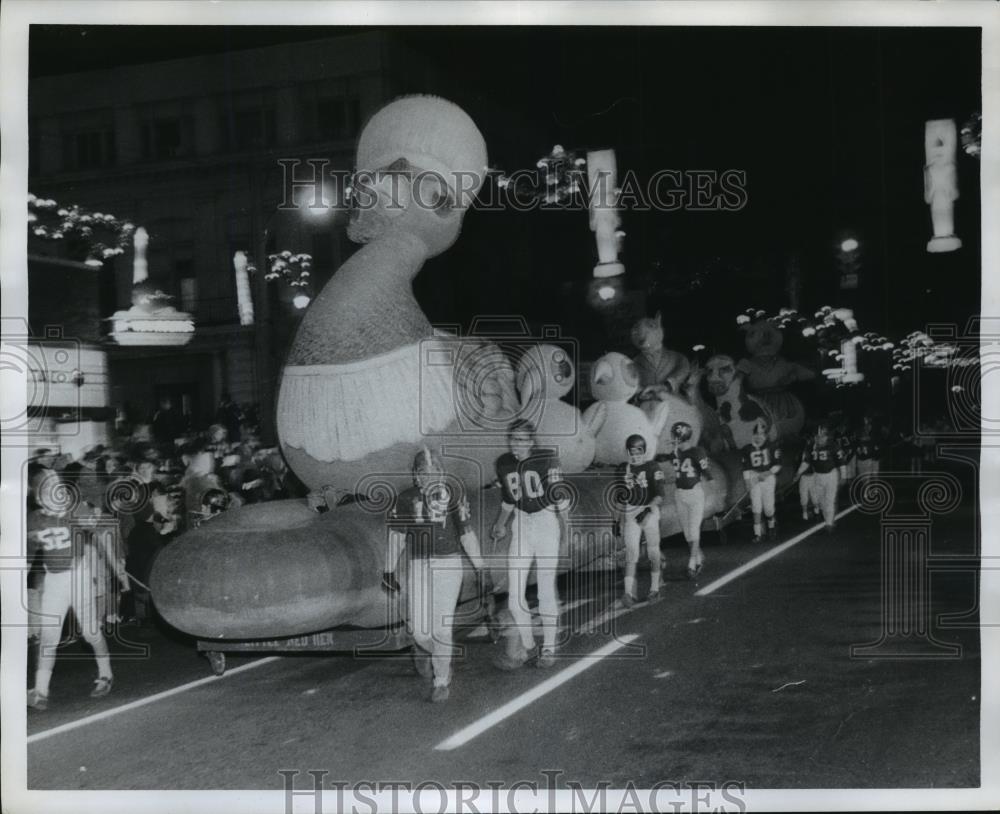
left=206, top=651, right=226, bottom=676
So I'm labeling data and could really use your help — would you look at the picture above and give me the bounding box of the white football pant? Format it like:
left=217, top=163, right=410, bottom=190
left=407, top=556, right=465, bottom=688
left=507, top=508, right=561, bottom=652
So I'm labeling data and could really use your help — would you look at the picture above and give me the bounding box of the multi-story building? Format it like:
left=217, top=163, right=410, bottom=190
left=28, top=30, right=450, bottom=438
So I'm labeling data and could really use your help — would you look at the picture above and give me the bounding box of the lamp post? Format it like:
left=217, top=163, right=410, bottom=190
left=247, top=168, right=336, bottom=445
left=251, top=202, right=276, bottom=444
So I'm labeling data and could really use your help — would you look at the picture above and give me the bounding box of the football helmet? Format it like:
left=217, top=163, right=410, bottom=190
left=671, top=422, right=693, bottom=442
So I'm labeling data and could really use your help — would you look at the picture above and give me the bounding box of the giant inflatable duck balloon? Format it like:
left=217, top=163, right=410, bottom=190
left=277, top=96, right=519, bottom=499
left=736, top=320, right=813, bottom=440
left=515, top=344, right=597, bottom=472
left=582, top=352, right=671, bottom=465
left=149, top=97, right=746, bottom=645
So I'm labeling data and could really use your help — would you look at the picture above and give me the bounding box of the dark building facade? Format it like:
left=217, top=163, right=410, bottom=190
left=28, top=31, right=445, bottom=433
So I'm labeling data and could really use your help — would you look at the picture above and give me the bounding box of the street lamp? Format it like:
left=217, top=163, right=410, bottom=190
left=247, top=178, right=337, bottom=444
left=836, top=233, right=861, bottom=292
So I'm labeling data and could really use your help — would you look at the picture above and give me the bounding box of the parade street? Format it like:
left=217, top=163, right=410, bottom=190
left=27, top=474, right=979, bottom=791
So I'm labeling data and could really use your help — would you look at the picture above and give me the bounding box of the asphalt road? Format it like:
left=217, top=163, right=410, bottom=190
left=25, top=467, right=981, bottom=792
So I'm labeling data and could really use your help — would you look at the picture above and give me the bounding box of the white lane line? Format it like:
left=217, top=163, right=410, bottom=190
left=434, top=634, right=640, bottom=751
left=575, top=604, right=630, bottom=635
left=695, top=504, right=861, bottom=597
left=560, top=597, right=593, bottom=612
left=27, top=656, right=281, bottom=745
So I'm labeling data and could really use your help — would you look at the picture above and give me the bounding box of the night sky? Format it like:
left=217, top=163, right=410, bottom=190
left=30, top=25, right=982, bottom=359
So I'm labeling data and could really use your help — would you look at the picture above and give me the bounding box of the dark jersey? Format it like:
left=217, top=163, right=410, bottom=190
left=387, top=484, right=471, bottom=559
left=837, top=433, right=856, bottom=461
left=740, top=442, right=781, bottom=474
left=672, top=446, right=710, bottom=490
left=496, top=451, right=564, bottom=514
left=804, top=441, right=842, bottom=474
left=855, top=436, right=882, bottom=461
left=26, top=510, right=90, bottom=573
left=618, top=460, right=666, bottom=508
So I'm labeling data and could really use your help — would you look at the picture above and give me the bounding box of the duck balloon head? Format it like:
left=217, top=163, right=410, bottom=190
left=347, top=95, right=488, bottom=260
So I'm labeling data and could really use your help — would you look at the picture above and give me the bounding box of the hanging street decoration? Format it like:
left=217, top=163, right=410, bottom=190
left=729, top=304, right=978, bottom=391
left=264, top=250, right=313, bottom=289
left=106, top=290, right=196, bottom=346
left=132, top=226, right=149, bottom=284
left=494, top=144, right=626, bottom=307
left=107, top=228, right=195, bottom=346
left=960, top=112, right=981, bottom=159
left=890, top=331, right=977, bottom=373
left=923, top=119, right=963, bottom=253
left=587, top=148, right=625, bottom=279
left=28, top=193, right=136, bottom=266
left=494, top=144, right=588, bottom=205
left=232, top=251, right=256, bottom=326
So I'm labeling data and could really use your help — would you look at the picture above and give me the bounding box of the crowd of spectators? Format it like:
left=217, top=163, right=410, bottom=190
left=26, top=398, right=307, bottom=631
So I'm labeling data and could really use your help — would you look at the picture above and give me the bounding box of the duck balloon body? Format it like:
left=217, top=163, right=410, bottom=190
left=276, top=95, right=518, bottom=499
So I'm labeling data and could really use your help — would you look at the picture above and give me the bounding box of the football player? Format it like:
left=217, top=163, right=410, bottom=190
left=855, top=414, right=882, bottom=477
left=796, top=420, right=843, bottom=532
left=617, top=434, right=666, bottom=607
left=836, top=417, right=858, bottom=488
left=797, top=426, right=820, bottom=521
left=26, top=471, right=129, bottom=710
left=670, top=421, right=713, bottom=578
left=491, top=419, right=568, bottom=670
left=385, top=447, right=484, bottom=703
left=741, top=417, right=782, bottom=542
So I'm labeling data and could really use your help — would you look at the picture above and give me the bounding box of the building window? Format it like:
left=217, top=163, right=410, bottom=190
left=180, top=276, right=198, bottom=313
left=61, top=130, right=115, bottom=171
left=221, top=107, right=276, bottom=151
left=315, top=96, right=360, bottom=141
left=140, top=116, right=194, bottom=160
left=299, top=79, right=361, bottom=144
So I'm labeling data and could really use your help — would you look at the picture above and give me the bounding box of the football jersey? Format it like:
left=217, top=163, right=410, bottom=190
left=741, top=442, right=781, bottom=474
left=387, top=484, right=471, bottom=559
left=672, top=446, right=710, bottom=490
left=496, top=450, right=563, bottom=514
left=804, top=441, right=842, bottom=474
left=618, top=460, right=666, bottom=507
left=837, top=433, right=856, bottom=461
left=855, top=436, right=882, bottom=461
left=26, top=509, right=91, bottom=573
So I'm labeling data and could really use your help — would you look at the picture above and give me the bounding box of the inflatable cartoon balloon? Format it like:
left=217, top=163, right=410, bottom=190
left=630, top=312, right=691, bottom=396
left=583, top=352, right=670, bottom=465
left=736, top=321, right=812, bottom=440
left=704, top=353, right=773, bottom=450
left=515, top=344, right=597, bottom=472
left=277, top=95, right=518, bottom=499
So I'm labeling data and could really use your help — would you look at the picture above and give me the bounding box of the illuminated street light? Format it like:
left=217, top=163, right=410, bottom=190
left=293, top=293, right=311, bottom=310
left=597, top=285, right=616, bottom=301
left=292, top=180, right=337, bottom=221
left=840, top=237, right=859, bottom=252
